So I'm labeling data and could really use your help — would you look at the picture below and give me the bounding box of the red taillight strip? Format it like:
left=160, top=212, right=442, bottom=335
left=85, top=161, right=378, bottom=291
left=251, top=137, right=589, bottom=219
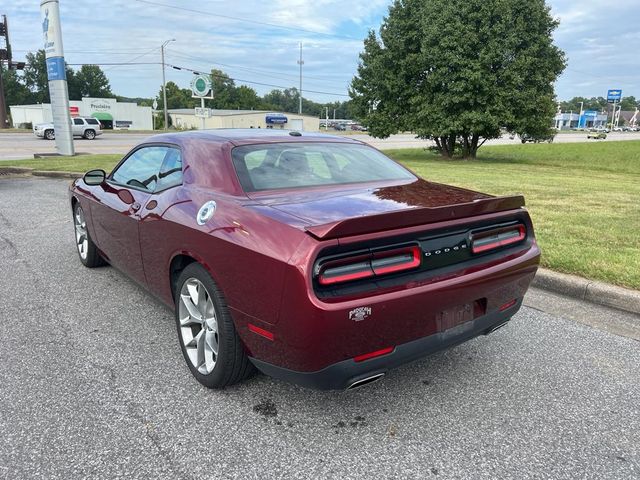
left=318, top=245, right=421, bottom=286
left=353, top=346, right=394, bottom=362
left=371, top=246, right=422, bottom=275
left=472, top=225, right=526, bottom=254
left=248, top=323, right=275, bottom=341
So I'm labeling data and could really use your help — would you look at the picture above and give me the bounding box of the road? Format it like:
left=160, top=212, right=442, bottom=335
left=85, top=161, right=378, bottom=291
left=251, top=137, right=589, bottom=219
left=2, top=131, right=640, bottom=160
left=0, top=176, right=638, bottom=479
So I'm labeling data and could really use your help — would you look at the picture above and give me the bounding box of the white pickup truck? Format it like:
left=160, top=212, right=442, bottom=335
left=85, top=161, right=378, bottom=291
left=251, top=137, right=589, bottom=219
left=33, top=117, right=103, bottom=140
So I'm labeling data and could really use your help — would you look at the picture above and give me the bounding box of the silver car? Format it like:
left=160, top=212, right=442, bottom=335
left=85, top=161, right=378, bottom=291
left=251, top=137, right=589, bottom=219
left=33, top=117, right=103, bottom=140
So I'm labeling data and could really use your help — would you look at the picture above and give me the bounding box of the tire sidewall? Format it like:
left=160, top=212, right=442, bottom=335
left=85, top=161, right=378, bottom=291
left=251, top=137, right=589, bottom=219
left=174, top=263, right=240, bottom=388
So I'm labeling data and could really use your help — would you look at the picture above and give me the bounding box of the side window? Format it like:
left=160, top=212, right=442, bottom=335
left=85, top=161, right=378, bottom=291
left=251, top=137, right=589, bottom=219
left=73, top=118, right=84, bottom=125
left=111, top=146, right=170, bottom=192
left=156, top=148, right=183, bottom=191
left=85, top=118, right=100, bottom=125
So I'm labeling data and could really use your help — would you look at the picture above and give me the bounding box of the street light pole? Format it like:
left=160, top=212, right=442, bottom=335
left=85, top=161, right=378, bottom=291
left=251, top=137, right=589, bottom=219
left=161, top=39, right=175, bottom=131
left=297, top=42, right=303, bottom=115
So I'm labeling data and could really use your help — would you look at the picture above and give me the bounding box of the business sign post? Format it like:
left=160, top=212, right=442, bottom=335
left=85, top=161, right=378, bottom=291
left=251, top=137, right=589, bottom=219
left=607, top=89, right=622, bottom=129
left=40, top=0, right=74, bottom=155
left=191, top=74, right=213, bottom=130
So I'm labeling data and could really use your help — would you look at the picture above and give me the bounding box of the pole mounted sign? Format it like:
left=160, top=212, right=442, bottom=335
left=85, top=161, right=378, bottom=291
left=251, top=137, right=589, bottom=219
left=607, top=89, right=622, bottom=103
left=191, top=74, right=213, bottom=99
left=40, top=0, right=74, bottom=156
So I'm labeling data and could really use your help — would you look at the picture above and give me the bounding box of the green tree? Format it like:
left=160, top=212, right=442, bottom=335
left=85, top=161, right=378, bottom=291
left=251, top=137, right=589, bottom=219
left=22, top=50, right=49, bottom=103
left=74, top=65, right=113, bottom=98
left=350, top=0, right=566, bottom=158
left=1, top=65, right=32, bottom=108
left=620, top=96, right=639, bottom=111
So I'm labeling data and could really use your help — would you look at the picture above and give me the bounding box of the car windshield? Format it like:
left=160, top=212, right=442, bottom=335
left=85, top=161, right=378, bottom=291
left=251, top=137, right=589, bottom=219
left=231, top=142, right=415, bottom=192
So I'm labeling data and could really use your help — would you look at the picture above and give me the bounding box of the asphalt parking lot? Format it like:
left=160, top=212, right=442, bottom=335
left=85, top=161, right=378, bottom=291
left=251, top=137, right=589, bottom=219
left=1, top=176, right=639, bottom=479
left=2, top=131, right=640, bottom=160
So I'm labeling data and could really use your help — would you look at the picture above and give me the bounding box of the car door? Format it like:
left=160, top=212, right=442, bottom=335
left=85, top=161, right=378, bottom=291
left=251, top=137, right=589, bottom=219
left=89, top=145, right=171, bottom=286
left=72, top=118, right=85, bottom=136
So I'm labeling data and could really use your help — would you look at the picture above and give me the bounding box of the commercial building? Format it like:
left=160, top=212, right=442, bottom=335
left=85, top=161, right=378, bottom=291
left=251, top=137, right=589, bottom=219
left=554, top=110, right=607, bottom=130
left=9, top=97, right=153, bottom=130
left=168, top=109, right=320, bottom=131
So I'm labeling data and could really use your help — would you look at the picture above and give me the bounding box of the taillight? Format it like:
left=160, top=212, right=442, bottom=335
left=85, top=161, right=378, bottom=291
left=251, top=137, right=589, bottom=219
left=318, top=245, right=421, bottom=286
left=471, top=224, right=525, bottom=254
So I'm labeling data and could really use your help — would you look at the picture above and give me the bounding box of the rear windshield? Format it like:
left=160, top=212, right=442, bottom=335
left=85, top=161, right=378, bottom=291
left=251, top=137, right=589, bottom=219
left=231, top=142, right=415, bottom=192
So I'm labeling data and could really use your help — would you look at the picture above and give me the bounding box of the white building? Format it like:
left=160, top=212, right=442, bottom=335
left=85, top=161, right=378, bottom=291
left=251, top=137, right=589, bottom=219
left=168, top=109, right=320, bottom=131
left=10, top=97, right=153, bottom=130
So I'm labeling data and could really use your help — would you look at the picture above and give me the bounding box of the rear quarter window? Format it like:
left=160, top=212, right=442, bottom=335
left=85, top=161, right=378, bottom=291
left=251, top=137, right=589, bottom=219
left=85, top=118, right=100, bottom=125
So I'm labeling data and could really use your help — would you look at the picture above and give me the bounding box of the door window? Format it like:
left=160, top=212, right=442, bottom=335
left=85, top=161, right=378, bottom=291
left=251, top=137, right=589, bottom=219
left=110, top=146, right=180, bottom=192
left=73, top=118, right=84, bottom=125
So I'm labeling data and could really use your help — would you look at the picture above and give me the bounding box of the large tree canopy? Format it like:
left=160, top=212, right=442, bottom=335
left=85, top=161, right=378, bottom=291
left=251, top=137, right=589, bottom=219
left=350, top=0, right=566, bottom=158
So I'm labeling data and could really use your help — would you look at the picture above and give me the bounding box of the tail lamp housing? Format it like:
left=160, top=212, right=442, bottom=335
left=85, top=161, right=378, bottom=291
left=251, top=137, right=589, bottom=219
left=317, top=245, right=421, bottom=286
left=471, top=224, right=526, bottom=254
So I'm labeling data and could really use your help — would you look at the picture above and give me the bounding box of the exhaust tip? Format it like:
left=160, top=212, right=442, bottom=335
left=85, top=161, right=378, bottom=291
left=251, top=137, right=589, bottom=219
left=346, top=373, right=385, bottom=390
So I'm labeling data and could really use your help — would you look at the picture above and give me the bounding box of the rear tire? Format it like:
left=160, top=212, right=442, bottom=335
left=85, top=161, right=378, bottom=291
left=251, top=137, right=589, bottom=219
left=174, top=263, right=254, bottom=388
left=84, top=129, right=96, bottom=140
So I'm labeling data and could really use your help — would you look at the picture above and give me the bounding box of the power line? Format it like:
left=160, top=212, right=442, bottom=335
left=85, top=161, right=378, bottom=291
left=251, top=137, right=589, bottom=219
left=131, top=0, right=360, bottom=40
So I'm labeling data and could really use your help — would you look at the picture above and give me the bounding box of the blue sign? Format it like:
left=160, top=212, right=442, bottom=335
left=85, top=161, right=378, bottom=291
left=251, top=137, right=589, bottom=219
left=266, top=114, right=288, bottom=124
left=46, top=57, right=66, bottom=81
left=607, top=89, right=622, bottom=102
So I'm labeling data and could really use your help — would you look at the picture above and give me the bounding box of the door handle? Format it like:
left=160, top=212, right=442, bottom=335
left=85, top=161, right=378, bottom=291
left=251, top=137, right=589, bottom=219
left=130, top=202, right=141, bottom=213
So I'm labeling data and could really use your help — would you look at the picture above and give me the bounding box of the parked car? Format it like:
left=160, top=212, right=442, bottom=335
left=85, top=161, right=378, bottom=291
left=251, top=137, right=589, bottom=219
left=33, top=117, right=103, bottom=140
left=69, top=130, right=540, bottom=390
left=587, top=131, right=607, bottom=140
left=334, top=124, right=347, bottom=131
left=520, top=133, right=555, bottom=144
left=612, top=127, right=623, bottom=132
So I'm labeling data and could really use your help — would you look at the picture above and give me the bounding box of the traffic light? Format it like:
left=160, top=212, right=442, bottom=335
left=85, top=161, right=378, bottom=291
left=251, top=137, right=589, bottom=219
left=11, top=61, right=25, bottom=70
left=0, top=21, right=6, bottom=37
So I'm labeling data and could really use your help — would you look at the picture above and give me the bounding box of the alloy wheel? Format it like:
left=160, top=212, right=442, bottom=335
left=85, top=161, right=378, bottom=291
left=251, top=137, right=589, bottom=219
left=178, top=278, right=219, bottom=374
left=74, top=206, right=88, bottom=260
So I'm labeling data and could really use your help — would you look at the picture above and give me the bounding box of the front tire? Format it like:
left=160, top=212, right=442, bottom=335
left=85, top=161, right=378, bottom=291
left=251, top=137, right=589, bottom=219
left=45, top=129, right=55, bottom=140
left=73, top=203, right=105, bottom=268
left=174, top=263, right=254, bottom=388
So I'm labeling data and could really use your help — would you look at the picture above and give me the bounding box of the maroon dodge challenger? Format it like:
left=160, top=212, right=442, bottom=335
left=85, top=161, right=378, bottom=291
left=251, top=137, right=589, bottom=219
left=69, top=129, right=540, bottom=390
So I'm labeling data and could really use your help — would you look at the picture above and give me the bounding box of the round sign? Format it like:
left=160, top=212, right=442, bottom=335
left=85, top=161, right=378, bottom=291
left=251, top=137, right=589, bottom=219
left=191, top=74, right=212, bottom=97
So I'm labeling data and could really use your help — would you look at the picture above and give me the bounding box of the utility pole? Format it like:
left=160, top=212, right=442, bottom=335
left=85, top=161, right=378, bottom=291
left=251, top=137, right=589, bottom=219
left=325, top=106, right=328, bottom=131
left=297, top=42, right=303, bottom=115
left=161, top=39, right=175, bottom=131
left=0, top=15, right=10, bottom=129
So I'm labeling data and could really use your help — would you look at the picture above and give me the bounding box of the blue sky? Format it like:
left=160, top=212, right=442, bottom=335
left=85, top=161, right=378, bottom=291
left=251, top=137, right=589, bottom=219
left=4, top=0, right=639, bottom=103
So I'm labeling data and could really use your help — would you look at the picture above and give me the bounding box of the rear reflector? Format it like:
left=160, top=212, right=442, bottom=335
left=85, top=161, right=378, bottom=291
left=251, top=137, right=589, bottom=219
left=499, top=299, right=518, bottom=311
left=248, top=323, right=274, bottom=341
left=353, top=346, right=394, bottom=362
left=472, top=224, right=525, bottom=254
left=318, top=245, right=421, bottom=286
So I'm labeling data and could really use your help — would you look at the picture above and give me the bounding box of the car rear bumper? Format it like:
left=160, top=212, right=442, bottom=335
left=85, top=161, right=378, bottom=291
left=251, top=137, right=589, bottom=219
left=249, top=298, right=520, bottom=390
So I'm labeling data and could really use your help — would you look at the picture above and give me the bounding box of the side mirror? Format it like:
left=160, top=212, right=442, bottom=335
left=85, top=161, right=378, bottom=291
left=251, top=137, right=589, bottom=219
left=83, top=169, right=106, bottom=186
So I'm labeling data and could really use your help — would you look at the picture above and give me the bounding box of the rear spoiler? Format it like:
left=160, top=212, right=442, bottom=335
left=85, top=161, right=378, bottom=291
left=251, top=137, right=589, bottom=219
left=304, top=195, right=525, bottom=240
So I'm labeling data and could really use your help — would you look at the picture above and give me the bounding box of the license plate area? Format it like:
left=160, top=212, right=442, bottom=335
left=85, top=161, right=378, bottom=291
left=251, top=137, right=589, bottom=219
left=436, top=298, right=486, bottom=332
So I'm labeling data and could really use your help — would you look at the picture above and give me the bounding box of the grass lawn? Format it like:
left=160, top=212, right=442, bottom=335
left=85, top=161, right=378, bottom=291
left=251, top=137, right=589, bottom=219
left=3, top=141, right=639, bottom=289
left=385, top=141, right=640, bottom=290
left=3, top=154, right=122, bottom=173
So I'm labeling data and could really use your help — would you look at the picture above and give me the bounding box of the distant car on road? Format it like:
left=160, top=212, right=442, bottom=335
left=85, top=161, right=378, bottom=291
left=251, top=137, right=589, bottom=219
left=334, top=124, right=347, bottom=131
left=587, top=131, right=607, bottom=140
left=520, top=133, right=555, bottom=144
left=33, top=117, right=103, bottom=140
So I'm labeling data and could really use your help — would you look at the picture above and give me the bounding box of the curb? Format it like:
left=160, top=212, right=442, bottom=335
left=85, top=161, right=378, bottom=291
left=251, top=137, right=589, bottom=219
left=0, top=166, right=82, bottom=179
left=533, top=268, right=640, bottom=315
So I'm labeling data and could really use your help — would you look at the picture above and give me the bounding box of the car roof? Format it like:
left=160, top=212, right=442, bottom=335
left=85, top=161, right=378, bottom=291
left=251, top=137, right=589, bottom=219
left=138, top=128, right=365, bottom=147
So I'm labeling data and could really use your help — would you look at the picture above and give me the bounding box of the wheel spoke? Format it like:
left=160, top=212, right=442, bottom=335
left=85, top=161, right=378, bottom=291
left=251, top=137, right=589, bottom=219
left=206, top=331, right=219, bottom=356
left=195, top=329, right=206, bottom=369
left=180, top=294, right=202, bottom=323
